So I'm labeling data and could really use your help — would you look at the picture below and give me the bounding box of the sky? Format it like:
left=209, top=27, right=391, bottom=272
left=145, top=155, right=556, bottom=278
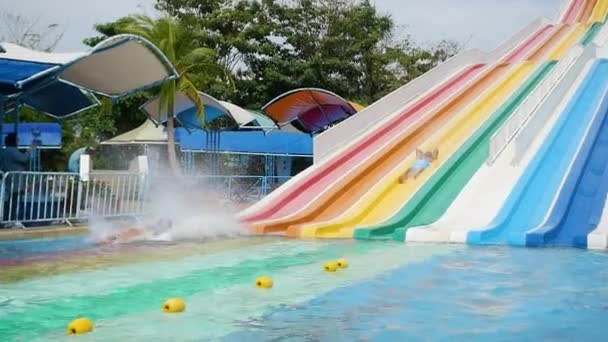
left=0, top=0, right=565, bottom=52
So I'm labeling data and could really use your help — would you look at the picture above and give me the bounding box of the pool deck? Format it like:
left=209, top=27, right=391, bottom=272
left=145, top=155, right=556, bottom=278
left=0, top=225, right=89, bottom=240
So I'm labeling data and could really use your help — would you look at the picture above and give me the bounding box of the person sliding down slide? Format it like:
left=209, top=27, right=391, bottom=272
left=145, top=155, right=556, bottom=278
left=97, top=219, right=173, bottom=245
left=399, top=148, right=439, bottom=183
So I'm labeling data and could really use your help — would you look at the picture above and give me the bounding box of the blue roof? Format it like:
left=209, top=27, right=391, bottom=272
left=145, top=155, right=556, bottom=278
left=0, top=58, right=56, bottom=87
left=2, top=123, right=62, bottom=149
left=23, top=81, right=97, bottom=118
left=176, top=129, right=312, bottom=156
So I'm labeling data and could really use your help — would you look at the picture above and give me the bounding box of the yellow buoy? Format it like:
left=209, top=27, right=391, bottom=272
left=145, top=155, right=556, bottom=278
left=337, top=258, right=349, bottom=269
left=163, top=298, right=186, bottom=313
left=324, top=261, right=339, bottom=272
left=256, top=276, right=274, bottom=288
left=67, top=317, right=94, bottom=335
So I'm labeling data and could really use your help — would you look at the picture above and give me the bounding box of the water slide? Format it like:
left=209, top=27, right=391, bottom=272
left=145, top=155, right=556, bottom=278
left=405, top=46, right=596, bottom=244
left=351, top=13, right=600, bottom=241
left=352, top=63, right=554, bottom=241
left=403, top=3, right=608, bottom=244
left=239, top=23, right=550, bottom=234
left=467, top=60, right=608, bottom=246
left=525, top=87, right=608, bottom=248
left=292, top=62, right=532, bottom=239
left=239, top=0, right=597, bottom=239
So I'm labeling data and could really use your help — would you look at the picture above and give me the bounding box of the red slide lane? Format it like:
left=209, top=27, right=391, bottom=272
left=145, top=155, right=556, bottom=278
left=504, top=25, right=554, bottom=63
left=563, top=0, right=585, bottom=24
left=242, top=24, right=548, bottom=224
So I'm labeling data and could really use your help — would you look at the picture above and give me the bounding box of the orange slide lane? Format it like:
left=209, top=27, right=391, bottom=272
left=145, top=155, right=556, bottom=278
left=251, top=64, right=511, bottom=235
left=579, top=0, right=598, bottom=21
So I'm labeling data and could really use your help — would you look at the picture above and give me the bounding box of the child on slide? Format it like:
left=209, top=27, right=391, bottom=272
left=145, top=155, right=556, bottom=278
left=399, top=148, right=439, bottom=183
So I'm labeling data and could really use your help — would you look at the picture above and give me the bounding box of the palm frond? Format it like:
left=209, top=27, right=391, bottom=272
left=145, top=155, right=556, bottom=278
left=179, top=76, right=206, bottom=128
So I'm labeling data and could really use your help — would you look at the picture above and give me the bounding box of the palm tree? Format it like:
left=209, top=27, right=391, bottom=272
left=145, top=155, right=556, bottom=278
left=121, top=15, right=217, bottom=175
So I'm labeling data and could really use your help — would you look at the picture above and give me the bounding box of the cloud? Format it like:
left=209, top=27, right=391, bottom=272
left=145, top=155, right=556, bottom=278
left=374, top=0, right=564, bottom=50
left=0, top=0, right=564, bottom=52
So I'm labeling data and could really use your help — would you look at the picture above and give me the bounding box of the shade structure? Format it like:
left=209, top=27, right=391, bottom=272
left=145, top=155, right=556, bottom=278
left=0, top=34, right=178, bottom=118
left=1, top=123, right=62, bottom=149
left=176, top=129, right=312, bottom=156
left=102, top=120, right=167, bottom=145
left=141, top=92, right=275, bottom=131
left=261, top=88, right=362, bottom=134
left=244, top=110, right=278, bottom=131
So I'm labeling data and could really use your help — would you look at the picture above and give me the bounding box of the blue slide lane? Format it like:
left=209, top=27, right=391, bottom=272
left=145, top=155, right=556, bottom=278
left=467, top=60, right=608, bottom=246
left=526, top=97, right=608, bottom=248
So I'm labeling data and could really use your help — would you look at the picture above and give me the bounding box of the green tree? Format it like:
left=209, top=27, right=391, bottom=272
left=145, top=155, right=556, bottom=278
left=119, top=15, right=217, bottom=175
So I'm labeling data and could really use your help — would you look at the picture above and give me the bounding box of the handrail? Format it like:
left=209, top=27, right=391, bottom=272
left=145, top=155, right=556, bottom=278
left=512, top=45, right=598, bottom=165
left=487, top=46, right=584, bottom=165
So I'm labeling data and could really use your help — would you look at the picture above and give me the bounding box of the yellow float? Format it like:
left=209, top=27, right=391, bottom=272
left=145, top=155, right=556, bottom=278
left=324, top=261, right=339, bottom=272
left=256, top=276, right=274, bottom=288
left=163, top=298, right=186, bottom=313
left=337, top=258, right=349, bottom=269
left=67, top=317, right=94, bottom=335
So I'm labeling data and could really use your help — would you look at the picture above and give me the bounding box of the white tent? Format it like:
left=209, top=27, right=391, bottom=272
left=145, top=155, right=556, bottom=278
left=101, top=120, right=167, bottom=145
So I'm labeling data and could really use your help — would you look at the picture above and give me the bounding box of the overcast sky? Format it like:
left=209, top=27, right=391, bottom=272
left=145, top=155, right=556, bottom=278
left=0, top=0, right=564, bottom=52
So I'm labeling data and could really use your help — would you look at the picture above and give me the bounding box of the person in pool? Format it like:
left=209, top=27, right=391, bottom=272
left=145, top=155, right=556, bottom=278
left=97, top=218, right=173, bottom=245
left=399, top=148, right=439, bottom=183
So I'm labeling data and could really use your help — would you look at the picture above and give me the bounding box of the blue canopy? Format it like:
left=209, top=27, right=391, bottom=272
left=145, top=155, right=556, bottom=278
left=2, top=123, right=62, bottom=149
left=176, top=129, right=312, bottom=156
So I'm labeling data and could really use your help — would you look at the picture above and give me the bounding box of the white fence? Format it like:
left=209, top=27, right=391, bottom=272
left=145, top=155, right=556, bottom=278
left=487, top=46, right=584, bottom=165
left=0, top=172, right=80, bottom=226
left=0, top=171, right=289, bottom=228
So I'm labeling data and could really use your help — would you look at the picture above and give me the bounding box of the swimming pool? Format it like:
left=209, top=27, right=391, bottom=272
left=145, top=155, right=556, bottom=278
left=0, top=237, right=607, bottom=341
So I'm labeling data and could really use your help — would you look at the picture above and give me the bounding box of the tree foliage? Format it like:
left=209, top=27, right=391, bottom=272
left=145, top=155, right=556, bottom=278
left=0, top=11, right=64, bottom=51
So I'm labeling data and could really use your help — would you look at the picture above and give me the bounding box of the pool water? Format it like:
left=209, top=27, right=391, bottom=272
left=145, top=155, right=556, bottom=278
left=0, top=237, right=607, bottom=341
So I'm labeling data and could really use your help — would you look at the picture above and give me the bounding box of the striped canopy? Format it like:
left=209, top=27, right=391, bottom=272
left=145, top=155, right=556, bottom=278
left=262, top=88, right=363, bottom=134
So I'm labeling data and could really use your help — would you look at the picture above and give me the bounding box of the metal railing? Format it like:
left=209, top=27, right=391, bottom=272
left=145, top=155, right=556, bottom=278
left=487, top=46, right=583, bottom=165
left=0, top=171, right=80, bottom=226
left=81, top=171, right=146, bottom=219
left=0, top=171, right=291, bottom=227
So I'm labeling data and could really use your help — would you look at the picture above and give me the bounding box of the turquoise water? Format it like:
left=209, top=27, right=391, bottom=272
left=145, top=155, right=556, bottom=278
left=1, top=238, right=607, bottom=341
left=0, top=236, right=91, bottom=261
left=226, top=246, right=608, bottom=341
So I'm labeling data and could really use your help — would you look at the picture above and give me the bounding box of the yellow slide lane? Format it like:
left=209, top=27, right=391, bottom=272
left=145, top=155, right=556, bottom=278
left=589, top=0, right=608, bottom=22
left=298, top=62, right=536, bottom=238
left=548, top=24, right=589, bottom=60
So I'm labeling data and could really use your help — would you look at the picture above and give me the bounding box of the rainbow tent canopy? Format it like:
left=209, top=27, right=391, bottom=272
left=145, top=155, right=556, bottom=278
left=261, top=88, right=363, bottom=134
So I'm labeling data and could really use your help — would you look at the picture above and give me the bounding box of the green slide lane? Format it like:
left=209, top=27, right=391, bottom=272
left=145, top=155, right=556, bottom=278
left=354, top=61, right=556, bottom=241
left=582, top=22, right=603, bottom=46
